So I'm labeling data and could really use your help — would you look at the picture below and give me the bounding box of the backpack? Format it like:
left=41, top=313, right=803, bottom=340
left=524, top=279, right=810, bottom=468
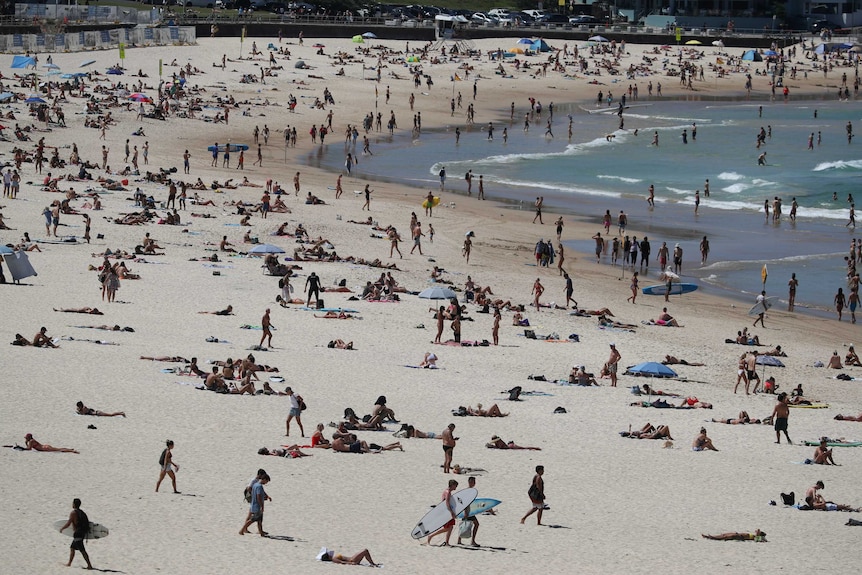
left=508, top=386, right=522, bottom=401
left=299, top=396, right=307, bottom=411
left=158, top=448, right=167, bottom=466
left=278, top=278, right=284, bottom=288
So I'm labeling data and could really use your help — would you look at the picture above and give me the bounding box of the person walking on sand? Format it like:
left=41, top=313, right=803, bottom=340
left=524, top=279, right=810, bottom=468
left=788, top=273, right=798, bottom=311
left=458, top=476, right=481, bottom=546
left=427, top=479, right=459, bottom=546
left=441, top=423, right=457, bottom=473
left=607, top=343, right=621, bottom=387
left=521, top=465, right=546, bottom=525
left=628, top=271, right=639, bottom=303
left=285, top=387, right=305, bottom=437
left=753, top=291, right=767, bottom=328
left=564, top=272, right=576, bottom=308
left=771, top=392, right=792, bottom=444
left=410, top=222, right=424, bottom=255
left=462, top=234, right=472, bottom=264
left=259, top=308, right=274, bottom=348
left=59, top=498, right=93, bottom=570
left=362, top=184, right=372, bottom=211
left=532, top=196, right=544, bottom=224
left=293, top=172, right=301, bottom=196
left=155, top=440, right=180, bottom=493
left=239, top=472, right=270, bottom=537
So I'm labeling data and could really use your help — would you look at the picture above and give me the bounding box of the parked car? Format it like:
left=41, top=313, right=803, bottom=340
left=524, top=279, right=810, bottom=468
left=569, top=15, right=600, bottom=26
left=512, top=11, right=536, bottom=25
left=471, top=12, right=497, bottom=25
left=523, top=9, right=544, bottom=19
left=539, top=13, right=569, bottom=24
left=488, top=8, right=511, bottom=18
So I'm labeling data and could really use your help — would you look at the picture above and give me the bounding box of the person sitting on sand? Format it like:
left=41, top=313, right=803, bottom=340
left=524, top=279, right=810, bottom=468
left=736, top=329, right=760, bottom=346
left=486, top=435, right=541, bottom=450
left=24, top=433, right=78, bottom=453
left=228, top=373, right=257, bottom=395
left=692, top=427, right=719, bottom=451
left=845, top=346, right=862, bottom=367
left=467, top=403, right=508, bottom=417
left=834, top=413, right=862, bottom=421
left=621, top=423, right=673, bottom=439
left=813, top=438, right=838, bottom=465
left=804, top=480, right=860, bottom=511
left=54, top=307, right=103, bottom=315
left=310, top=423, right=331, bottom=448
left=702, top=529, right=766, bottom=542
left=712, top=411, right=762, bottom=424
left=183, top=357, right=207, bottom=377
left=655, top=308, right=681, bottom=327
left=11, top=333, right=32, bottom=346
left=418, top=352, right=438, bottom=368
left=512, top=311, right=530, bottom=326
left=199, top=305, right=234, bottom=315
left=318, top=548, right=379, bottom=566
left=568, top=365, right=597, bottom=386
left=33, top=326, right=58, bottom=348
left=827, top=351, right=843, bottom=369
left=76, top=401, right=125, bottom=418
left=327, top=339, right=354, bottom=350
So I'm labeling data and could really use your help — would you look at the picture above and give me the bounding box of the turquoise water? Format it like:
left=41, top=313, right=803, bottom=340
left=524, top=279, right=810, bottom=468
left=307, top=99, right=862, bottom=314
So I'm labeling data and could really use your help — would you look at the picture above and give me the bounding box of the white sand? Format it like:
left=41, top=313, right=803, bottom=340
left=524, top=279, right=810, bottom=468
left=1, top=36, right=861, bottom=574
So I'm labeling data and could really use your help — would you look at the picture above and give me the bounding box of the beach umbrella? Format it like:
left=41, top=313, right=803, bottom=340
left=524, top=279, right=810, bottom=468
left=588, top=35, right=609, bottom=42
left=0, top=248, right=37, bottom=282
left=755, top=354, right=784, bottom=382
left=624, top=362, right=678, bottom=378
left=712, top=40, right=725, bottom=48
left=418, top=287, right=457, bottom=300
left=129, top=93, right=152, bottom=103
left=763, top=49, right=777, bottom=56
left=685, top=40, right=702, bottom=45
left=24, top=96, right=46, bottom=103
left=0, top=92, right=14, bottom=101
left=61, top=72, right=88, bottom=79
left=47, top=70, right=62, bottom=76
left=11, top=55, right=36, bottom=69
left=42, top=63, right=60, bottom=70
left=352, top=35, right=364, bottom=43
left=362, top=32, right=377, bottom=39
left=80, top=59, right=96, bottom=68
left=248, top=244, right=286, bottom=255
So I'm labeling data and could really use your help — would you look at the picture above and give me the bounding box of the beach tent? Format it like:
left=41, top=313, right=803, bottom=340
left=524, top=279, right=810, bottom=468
left=742, top=49, right=762, bottom=61
left=815, top=42, right=853, bottom=54
left=418, top=287, right=456, bottom=300
left=624, top=362, right=678, bottom=378
left=517, top=38, right=533, bottom=44
left=11, top=55, right=36, bottom=69
left=352, top=35, right=364, bottom=43
left=0, top=247, right=38, bottom=283
left=248, top=244, right=286, bottom=255
left=531, top=39, right=552, bottom=53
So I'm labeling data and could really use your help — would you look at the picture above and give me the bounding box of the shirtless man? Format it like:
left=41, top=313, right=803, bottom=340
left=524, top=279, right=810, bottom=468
left=771, top=392, right=791, bottom=444
left=813, top=438, right=837, bottom=465
left=24, top=433, right=78, bottom=453
left=199, top=305, right=234, bottom=315
left=441, top=423, right=457, bottom=473
left=205, top=366, right=227, bottom=392
left=76, top=401, right=125, bottom=417
left=607, top=343, right=621, bottom=387
left=486, top=435, right=541, bottom=450
left=219, top=235, right=237, bottom=253
left=33, top=326, right=58, bottom=348
left=655, top=307, right=680, bottom=326
left=259, top=308, right=273, bottom=348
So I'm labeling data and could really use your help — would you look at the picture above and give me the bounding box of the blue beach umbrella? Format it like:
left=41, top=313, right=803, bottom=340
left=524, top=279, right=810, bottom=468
left=418, top=287, right=457, bottom=300
left=248, top=244, right=286, bottom=255
left=624, top=362, right=678, bottom=378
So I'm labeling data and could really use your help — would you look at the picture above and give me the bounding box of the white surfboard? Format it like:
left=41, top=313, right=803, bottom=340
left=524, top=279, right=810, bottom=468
left=411, top=487, right=478, bottom=539
left=748, top=296, right=777, bottom=317
left=54, top=519, right=109, bottom=540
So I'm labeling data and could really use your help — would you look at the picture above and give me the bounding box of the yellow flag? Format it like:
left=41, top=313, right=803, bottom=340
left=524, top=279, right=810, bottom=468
left=675, top=27, right=682, bottom=42
left=119, top=43, right=125, bottom=60
left=761, top=264, right=768, bottom=285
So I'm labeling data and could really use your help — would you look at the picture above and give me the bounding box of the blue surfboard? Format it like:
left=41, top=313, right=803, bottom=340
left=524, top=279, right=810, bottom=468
left=207, top=143, right=250, bottom=153
left=642, top=283, right=698, bottom=296
left=457, top=498, right=501, bottom=519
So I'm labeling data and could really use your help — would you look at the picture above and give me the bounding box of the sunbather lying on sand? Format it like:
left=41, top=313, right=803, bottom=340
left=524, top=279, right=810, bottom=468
left=486, top=435, right=541, bottom=450
left=76, top=401, right=125, bottom=417
left=661, top=355, right=705, bottom=366
left=711, top=411, right=762, bottom=424
left=702, top=529, right=766, bottom=542
left=466, top=403, right=508, bottom=417
left=620, top=423, right=673, bottom=439
left=834, top=413, right=862, bottom=421
left=54, top=307, right=103, bottom=315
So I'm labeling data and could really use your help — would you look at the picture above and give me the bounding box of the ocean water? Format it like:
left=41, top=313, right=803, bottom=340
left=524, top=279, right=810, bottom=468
left=306, top=98, right=862, bottom=314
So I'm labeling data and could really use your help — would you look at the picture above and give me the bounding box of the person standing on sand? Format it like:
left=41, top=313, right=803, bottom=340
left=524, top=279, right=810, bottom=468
left=427, top=479, right=459, bottom=546
left=435, top=306, right=445, bottom=343
left=532, top=278, right=544, bottom=311
left=532, top=196, right=544, bottom=224
left=293, top=172, right=300, bottom=196
left=607, top=343, right=621, bottom=387
left=462, top=234, right=472, bottom=264
left=557, top=244, right=565, bottom=276
left=564, top=272, right=576, bottom=308
left=305, top=272, right=321, bottom=307
left=771, top=392, right=792, bottom=444
left=477, top=175, right=485, bottom=200
left=628, top=271, right=639, bottom=304
left=753, top=291, right=767, bottom=328
left=239, top=472, right=270, bottom=536
left=441, top=423, right=457, bottom=473
left=362, top=184, right=372, bottom=211
left=835, top=287, right=846, bottom=321
left=521, top=465, right=546, bottom=525
left=59, top=498, right=93, bottom=570
left=155, top=440, right=179, bottom=493
left=284, top=387, right=305, bottom=437
left=492, top=307, right=501, bottom=345
left=259, top=308, right=273, bottom=348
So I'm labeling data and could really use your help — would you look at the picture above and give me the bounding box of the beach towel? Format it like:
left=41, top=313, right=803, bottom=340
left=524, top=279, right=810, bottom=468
left=404, top=365, right=439, bottom=369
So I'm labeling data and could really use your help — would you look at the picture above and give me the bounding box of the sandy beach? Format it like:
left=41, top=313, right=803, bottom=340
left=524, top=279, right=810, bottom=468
left=2, top=33, right=862, bottom=574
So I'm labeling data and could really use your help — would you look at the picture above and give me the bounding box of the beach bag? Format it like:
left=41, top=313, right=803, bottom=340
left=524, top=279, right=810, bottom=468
left=459, top=520, right=473, bottom=537
left=244, top=486, right=252, bottom=503
left=508, top=386, right=522, bottom=401
left=528, top=484, right=542, bottom=501
left=278, top=278, right=285, bottom=288
left=299, top=396, right=307, bottom=411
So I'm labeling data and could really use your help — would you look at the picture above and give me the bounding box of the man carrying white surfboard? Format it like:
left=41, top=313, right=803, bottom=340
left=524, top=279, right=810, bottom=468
left=753, top=291, right=767, bottom=328
left=457, top=476, right=480, bottom=547
left=427, top=480, right=459, bottom=547
left=60, top=498, right=93, bottom=570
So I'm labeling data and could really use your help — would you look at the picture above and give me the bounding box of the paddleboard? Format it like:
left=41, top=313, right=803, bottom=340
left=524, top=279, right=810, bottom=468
left=788, top=403, right=829, bottom=409
left=748, top=296, right=777, bottom=317
left=206, top=143, right=250, bottom=153
left=642, top=283, right=698, bottom=296
left=457, top=498, right=501, bottom=519
left=422, top=196, right=441, bottom=209
left=410, top=487, right=477, bottom=539
left=54, top=519, right=109, bottom=540
left=802, top=440, right=862, bottom=447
